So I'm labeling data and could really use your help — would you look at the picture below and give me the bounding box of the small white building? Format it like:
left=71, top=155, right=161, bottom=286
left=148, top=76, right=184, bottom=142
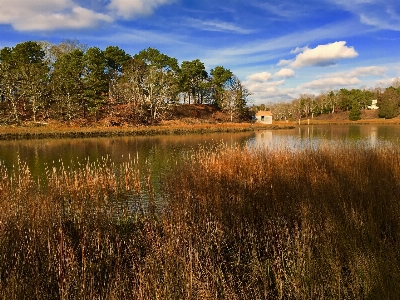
left=255, top=111, right=273, bottom=124
left=368, top=100, right=379, bottom=110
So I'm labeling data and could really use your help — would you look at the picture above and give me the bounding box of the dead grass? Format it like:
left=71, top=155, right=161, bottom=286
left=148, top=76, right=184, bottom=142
left=0, top=122, right=291, bottom=140
left=279, top=109, right=400, bottom=125
left=0, top=143, right=399, bottom=298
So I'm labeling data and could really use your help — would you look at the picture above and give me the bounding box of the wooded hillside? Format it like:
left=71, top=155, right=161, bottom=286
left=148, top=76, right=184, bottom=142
left=0, top=40, right=250, bottom=125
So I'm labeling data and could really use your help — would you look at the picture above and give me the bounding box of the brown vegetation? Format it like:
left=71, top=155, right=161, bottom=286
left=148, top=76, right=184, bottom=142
left=276, top=109, right=400, bottom=126
left=311, top=109, right=380, bottom=121
left=1, top=143, right=399, bottom=298
left=0, top=121, right=289, bottom=141
left=0, top=104, right=294, bottom=140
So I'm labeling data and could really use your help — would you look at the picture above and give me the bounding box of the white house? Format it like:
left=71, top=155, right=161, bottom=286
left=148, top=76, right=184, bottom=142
left=255, top=111, right=273, bottom=124
left=368, top=100, right=379, bottom=110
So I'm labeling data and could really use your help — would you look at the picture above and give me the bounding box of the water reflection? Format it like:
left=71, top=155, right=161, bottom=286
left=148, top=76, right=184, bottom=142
left=248, top=124, right=400, bottom=149
left=1, top=125, right=400, bottom=179
left=0, top=131, right=253, bottom=178
left=370, top=126, right=377, bottom=147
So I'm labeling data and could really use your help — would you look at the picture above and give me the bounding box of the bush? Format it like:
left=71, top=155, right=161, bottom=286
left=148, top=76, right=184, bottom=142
left=378, top=87, right=400, bottom=119
left=349, top=104, right=361, bottom=121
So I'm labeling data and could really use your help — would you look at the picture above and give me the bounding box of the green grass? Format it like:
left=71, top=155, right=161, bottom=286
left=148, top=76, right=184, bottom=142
left=0, top=143, right=399, bottom=299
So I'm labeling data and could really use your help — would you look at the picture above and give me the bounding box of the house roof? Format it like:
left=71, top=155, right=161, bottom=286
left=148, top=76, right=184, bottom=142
left=255, top=111, right=272, bottom=116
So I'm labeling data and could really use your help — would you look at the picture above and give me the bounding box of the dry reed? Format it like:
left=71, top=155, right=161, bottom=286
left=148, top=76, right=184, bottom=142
left=0, top=142, right=399, bottom=299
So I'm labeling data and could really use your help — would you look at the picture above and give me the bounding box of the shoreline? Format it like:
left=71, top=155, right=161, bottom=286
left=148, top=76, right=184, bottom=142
left=0, top=122, right=294, bottom=141
left=1, top=117, right=400, bottom=140
left=295, top=119, right=400, bottom=126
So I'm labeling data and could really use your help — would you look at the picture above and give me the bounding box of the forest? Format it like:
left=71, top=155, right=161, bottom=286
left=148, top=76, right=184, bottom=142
left=0, top=40, right=249, bottom=125
left=263, top=82, right=400, bottom=121
left=1, top=40, right=400, bottom=126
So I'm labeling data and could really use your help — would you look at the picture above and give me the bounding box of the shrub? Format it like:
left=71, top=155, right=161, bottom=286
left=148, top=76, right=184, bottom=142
left=349, top=104, right=361, bottom=121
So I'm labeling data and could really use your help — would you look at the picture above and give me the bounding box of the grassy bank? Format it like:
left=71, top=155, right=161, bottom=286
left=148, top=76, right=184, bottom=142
left=283, top=109, right=400, bottom=125
left=293, top=118, right=400, bottom=126
left=0, top=122, right=292, bottom=140
left=1, top=143, right=400, bottom=298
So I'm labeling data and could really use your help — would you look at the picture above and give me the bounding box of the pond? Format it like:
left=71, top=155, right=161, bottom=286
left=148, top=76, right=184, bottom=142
left=249, top=124, right=400, bottom=149
left=1, top=124, right=400, bottom=179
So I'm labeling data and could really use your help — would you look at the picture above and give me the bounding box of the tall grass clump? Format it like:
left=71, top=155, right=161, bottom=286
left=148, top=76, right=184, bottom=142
left=162, top=142, right=400, bottom=299
left=0, top=142, right=400, bottom=298
left=0, top=157, right=158, bottom=299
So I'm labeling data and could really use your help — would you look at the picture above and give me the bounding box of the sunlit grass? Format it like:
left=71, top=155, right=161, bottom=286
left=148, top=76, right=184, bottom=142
left=0, top=122, right=289, bottom=141
left=0, top=142, right=399, bottom=298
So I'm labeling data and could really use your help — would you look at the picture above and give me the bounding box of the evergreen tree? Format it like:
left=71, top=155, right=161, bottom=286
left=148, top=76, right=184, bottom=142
left=51, top=49, right=85, bottom=120
left=349, top=101, right=361, bottom=121
left=210, top=66, right=233, bottom=107
left=180, top=59, right=208, bottom=104
left=378, top=87, right=400, bottom=119
left=83, top=47, right=108, bottom=119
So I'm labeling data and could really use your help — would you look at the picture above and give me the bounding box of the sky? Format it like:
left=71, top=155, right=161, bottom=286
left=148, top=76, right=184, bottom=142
left=1, top=0, right=400, bottom=105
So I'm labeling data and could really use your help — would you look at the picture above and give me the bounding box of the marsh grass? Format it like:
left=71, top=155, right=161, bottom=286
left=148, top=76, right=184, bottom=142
left=1, top=142, right=400, bottom=299
left=0, top=123, right=288, bottom=141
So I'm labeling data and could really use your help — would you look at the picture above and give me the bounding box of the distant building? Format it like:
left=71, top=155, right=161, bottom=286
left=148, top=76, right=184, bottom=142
left=368, top=100, right=379, bottom=110
left=255, top=111, right=273, bottom=124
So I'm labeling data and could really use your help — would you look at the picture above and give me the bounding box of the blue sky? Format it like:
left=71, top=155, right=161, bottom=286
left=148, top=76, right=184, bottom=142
left=1, top=0, right=399, bottom=104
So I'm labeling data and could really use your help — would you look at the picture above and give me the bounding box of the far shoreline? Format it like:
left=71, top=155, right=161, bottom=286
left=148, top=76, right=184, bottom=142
left=1, top=116, right=400, bottom=141
left=0, top=122, right=294, bottom=141
left=293, top=118, right=400, bottom=126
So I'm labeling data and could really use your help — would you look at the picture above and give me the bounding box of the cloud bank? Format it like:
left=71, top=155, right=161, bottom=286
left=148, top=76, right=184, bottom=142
left=301, top=66, right=388, bottom=90
left=0, top=0, right=175, bottom=31
left=244, top=69, right=296, bottom=103
left=107, top=0, right=175, bottom=19
left=245, top=63, right=388, bottom=104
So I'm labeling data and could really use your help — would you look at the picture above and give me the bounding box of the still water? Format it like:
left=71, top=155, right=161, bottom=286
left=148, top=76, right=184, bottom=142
left=1, top=124, right=400, bottom=178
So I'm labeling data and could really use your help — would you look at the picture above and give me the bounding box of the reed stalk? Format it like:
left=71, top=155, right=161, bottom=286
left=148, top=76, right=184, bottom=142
left=0, top=142, right=399, bottom=298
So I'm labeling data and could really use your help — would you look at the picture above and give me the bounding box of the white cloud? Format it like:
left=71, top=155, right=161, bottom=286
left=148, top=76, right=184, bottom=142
left=254, top=1, right=319, bottom=20
left=91, top=27, right=187, bottom=47
left=374, top=77, right=397, bottom=88
left=275, top=68, right=295, bottom=78
left=26, top=7, right=112, bottom=31
left=360, top=13, right=400, bottom=31
left=244, top=69, right=295, bottom=103
left=107, top=0, right=175, bottom=19
left=245, top=80, right=294, bottom=104
left=200, top=20, right=368, bottom=69
left=290, top=41, right=358, bottom=68
left=184, top=18, right=254, bottom=34
left=209, top=19, right=363, bottom=58
left=0, top=0, right=112, bottom=30
left=330, top=0, right=400, bottom=31
left=277, top=59, right=293, bottom=66
left=302, top=77, right=361, bottom=89
left=252, top=87, right=295, bottom=104
left=290, top=46, right=308, bottom=54
left=346, top=66, right=388, bottom=77
left=300, top=65, right=388, bottom=90
left=246, top=80, right=285, bottom=92
left=256, top=2, right=298, bottom=18
left=246, top=72, right=273, bottom=82
left=318, top=66, right=387, bottom=79
left=0, top=0, right=175, bottom=31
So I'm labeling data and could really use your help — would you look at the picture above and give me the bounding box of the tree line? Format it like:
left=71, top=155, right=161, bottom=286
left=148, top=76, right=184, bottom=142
left=256, top=82, right=400, bottom=121
left=0, top=40, right=250, bottom=124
